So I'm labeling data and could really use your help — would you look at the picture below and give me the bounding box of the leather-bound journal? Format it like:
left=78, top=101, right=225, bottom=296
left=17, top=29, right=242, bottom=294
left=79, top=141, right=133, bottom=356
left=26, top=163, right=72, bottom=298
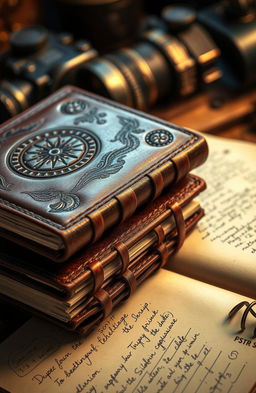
left=0, top=86, right=208, bottom=262
left=0, top=174, right=205, bottom=334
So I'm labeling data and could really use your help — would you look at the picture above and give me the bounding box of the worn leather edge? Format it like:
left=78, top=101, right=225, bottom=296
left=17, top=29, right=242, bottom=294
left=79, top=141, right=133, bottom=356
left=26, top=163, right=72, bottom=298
left=0, top=174, right=206, bottom=301
left=0, top=208, right=204, bottom=333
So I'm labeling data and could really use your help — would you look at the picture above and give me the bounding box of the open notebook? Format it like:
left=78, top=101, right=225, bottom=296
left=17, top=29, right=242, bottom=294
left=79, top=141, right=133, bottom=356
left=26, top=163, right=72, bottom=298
left=169, top=134, right=256, bottom=299
left=0, top=270, right=255, bottom=393
left=0, top=135, right=255, bottom=393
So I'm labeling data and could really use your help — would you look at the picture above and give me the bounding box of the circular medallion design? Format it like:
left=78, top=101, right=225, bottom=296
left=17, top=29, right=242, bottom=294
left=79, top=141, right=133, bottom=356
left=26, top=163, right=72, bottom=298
left=60, top=100, right=87, bottom=114
left=145, top=129, right=173, bottom=147
left=9, top=128, right=99, bottom=178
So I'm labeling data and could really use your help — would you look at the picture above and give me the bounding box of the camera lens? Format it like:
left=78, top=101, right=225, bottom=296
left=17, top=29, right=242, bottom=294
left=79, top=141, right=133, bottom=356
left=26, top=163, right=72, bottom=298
left=0, top=80, right=35, bottom=123
left=81, top=28, right=197, bottom=109
left=81, top=58, right=134, bottom=107
left=78, top=6, right=222, bottom=111
left=81, top=38, right=172, bottom=110
left=143, top=29, right=197, bottom=97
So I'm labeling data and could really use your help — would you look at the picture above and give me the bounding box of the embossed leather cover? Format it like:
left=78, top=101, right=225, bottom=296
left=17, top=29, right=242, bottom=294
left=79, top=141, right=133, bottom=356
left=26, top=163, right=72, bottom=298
left=0, top=86, right=208, bottom=262
left=0, top=174, right=205, bottom=333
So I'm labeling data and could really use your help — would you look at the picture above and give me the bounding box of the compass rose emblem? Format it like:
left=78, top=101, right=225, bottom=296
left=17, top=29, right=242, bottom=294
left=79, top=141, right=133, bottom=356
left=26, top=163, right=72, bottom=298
left=9, top=128, right=99, bottom=178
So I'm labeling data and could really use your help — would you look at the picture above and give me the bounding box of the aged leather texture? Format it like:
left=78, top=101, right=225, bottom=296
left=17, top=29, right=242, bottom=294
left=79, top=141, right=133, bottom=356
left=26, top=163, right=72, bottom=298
left=0, top=174, right=206, bottom=334
left=0, top=86, right=208, bottom=261
left=0, top=207, right=204, bottom=334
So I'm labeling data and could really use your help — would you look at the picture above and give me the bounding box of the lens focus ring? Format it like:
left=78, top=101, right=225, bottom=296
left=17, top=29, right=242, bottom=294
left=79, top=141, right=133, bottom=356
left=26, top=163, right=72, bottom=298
left=143, top=29, right=197, bottom=97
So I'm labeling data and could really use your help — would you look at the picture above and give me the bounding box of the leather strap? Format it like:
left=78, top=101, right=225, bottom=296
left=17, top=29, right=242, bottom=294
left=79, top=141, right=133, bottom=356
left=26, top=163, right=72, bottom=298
left=89, top=210, right=105, bottom=242
left=122, top=269, right=137, bottom=299
left=94, top=288, right=113, bottom=319
left=87, top=260, right=104, bottom=293
left=157, top=243, right=169, bottom=268
left=147, top=170, right=165, bottom=200
left=153, top=224, right=165, bottom=245
left=171, top=153, right=190, bottom=182
left=115, top=188, right=138, bottom=222
left=168, top=202, right=186, bottom=252
left=114, top=241, right=130, bottom=273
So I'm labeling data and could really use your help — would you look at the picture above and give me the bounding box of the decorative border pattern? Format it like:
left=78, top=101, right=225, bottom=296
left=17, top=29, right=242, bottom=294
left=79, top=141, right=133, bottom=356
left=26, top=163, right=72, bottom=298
left=0, top=87, right=199, bottom=228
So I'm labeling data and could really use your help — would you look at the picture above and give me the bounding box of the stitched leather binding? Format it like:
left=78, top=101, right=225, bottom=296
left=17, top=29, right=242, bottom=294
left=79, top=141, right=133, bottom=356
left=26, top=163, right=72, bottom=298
left=0, top=86, right=208, bottom=262
left=0, top=174, right=206, bottom=299
left=0, top=202, right=204, bottom=334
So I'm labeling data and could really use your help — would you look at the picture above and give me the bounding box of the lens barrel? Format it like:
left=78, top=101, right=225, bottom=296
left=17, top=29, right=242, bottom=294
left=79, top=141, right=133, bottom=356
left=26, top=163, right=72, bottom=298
left=0, top=80, right=35, bottom=123
left=81, top=33, right=174, bottom=110
left=81, top=28, right=200, bottom=109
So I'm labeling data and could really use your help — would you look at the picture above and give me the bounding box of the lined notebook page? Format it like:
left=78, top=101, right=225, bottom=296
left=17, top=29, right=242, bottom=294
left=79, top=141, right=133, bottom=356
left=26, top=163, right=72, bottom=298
left=169, top=135, right=256, bottom=299
left=0, top=270, right=255, bottom=393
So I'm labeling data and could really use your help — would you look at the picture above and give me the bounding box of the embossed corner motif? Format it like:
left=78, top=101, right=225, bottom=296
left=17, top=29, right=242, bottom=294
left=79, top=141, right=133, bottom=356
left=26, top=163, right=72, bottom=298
left=24, top=116, right=145, bottom=213
left=145, top=129, right=173, bottom=147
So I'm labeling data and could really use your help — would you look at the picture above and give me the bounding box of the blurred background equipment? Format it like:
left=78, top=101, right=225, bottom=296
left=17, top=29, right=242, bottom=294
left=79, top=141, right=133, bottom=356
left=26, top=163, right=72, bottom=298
left=0, top=0, right=41, bottom=50
left=79, top=5, right=221, bottom=110
left=53, top=0, right=143, bottom=53
left=0, top=25, right=97, bottom=122
left=198, top=0, right=256, bottom=88
left=0, top=0, right=255, bottom=143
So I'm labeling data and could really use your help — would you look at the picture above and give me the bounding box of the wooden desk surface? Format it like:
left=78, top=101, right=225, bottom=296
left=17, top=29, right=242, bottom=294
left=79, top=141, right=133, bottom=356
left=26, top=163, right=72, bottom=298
left=151, top=89, right=256, bottom=144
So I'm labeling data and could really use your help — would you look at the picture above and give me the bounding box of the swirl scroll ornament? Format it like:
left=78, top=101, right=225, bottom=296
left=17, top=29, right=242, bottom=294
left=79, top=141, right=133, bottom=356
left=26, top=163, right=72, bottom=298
left=74, top=107, right=107, bottom=125
left=24, top=190, right=80, bottom=212
left=0, top=175, right=12, bottom=191
left=71, top=116, right=144, bottom=193
left=24, top=116, right=145, bottom=213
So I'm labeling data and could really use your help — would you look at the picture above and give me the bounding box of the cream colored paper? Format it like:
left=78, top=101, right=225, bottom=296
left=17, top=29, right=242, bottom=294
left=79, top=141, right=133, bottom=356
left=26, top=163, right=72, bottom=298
left=169, top=135, right=256, bottom=299
left=0, top=270, right=255, bottom=393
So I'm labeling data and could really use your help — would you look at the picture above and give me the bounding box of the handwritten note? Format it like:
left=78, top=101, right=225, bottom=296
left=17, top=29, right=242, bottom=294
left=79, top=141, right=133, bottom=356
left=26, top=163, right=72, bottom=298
left=193, top=136, right=256, bottom=255
left=0, top=270, right=255, bottom=393
left=170, top=135, right=256, bottom=299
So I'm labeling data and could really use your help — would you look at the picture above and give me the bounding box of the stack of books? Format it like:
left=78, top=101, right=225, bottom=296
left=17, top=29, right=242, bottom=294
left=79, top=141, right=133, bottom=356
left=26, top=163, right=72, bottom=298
left=0, top=86, right=208, bottom=334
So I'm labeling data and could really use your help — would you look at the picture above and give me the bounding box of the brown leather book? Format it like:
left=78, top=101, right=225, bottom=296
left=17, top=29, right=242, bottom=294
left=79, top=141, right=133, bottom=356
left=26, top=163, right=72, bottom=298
left=0, top=86, right=208, bottom=262
left=0, top=174, right=205, bottom=333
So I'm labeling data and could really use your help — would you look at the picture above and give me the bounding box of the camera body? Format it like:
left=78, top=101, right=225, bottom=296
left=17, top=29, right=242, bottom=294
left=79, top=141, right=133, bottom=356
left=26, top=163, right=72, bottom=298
left=198, top=0, right=256, bottom=88
left=0, top=26, right=97, bottom=121
left=0, top=1, right=256, bottom=128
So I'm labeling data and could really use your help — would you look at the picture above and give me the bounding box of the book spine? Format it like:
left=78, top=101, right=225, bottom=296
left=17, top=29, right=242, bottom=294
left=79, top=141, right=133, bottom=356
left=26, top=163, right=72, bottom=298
left=75, top=206, right=204, bottom=334
left=59, top=136, right=208, bottom=262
